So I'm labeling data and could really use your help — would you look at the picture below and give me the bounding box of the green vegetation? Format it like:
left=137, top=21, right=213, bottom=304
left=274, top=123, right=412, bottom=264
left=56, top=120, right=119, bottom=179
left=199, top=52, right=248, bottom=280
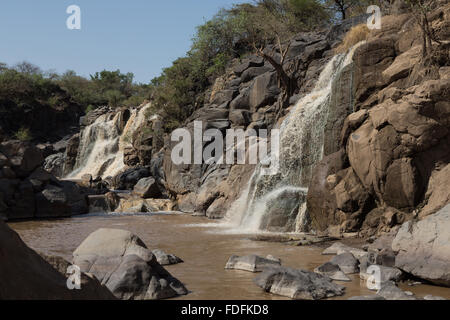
left=15, top=127, right=32, bottom=141
left=149, top=0, right=332, bottom=132
left=0, top=0, right=384, bottom=137
left=0, top=62, right=150, bottom=140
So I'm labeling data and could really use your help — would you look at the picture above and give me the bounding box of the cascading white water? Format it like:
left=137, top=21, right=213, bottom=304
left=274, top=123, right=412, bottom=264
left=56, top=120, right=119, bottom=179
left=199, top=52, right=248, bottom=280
left=67, top=103, right=151, bottom=179
left=225, top=44, right=364, bottom=233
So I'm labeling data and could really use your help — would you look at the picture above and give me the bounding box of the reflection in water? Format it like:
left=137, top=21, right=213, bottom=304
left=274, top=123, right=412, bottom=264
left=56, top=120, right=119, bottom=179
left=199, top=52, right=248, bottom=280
left=8, top=214, right=450, bottom=300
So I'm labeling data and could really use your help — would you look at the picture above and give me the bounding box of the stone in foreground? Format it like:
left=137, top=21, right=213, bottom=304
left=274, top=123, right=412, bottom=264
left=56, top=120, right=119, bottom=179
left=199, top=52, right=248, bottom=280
left=392, top=204, right=450, bottom=287
left=225, top=254, right=281, bottom=272
left=254, top=266, right=345, bottom=300
left=73, top=228, right=188, bottom=300
left=376, top=282, right=416, bottom=300
left=152, top=249, right=183, bottom=266
left=0, top=220, right=114, bottom=299
left=314, top=262, right=351, bottom=281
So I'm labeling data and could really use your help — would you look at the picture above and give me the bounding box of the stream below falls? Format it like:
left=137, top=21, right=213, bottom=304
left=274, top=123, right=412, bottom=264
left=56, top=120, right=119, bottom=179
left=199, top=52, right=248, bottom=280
left=8, top=213, right=450, bottom=300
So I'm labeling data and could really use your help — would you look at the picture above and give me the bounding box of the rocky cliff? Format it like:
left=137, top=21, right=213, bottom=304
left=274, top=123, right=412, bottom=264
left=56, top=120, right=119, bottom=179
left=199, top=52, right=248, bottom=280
left=307, top=3, right=450, bottom=236
left=36, top=2, right=450, bottom=239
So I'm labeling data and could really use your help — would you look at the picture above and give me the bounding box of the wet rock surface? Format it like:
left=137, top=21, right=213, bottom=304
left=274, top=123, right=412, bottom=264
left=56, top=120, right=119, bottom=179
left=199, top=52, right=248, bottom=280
left=254, top=266, right=345, bottom=300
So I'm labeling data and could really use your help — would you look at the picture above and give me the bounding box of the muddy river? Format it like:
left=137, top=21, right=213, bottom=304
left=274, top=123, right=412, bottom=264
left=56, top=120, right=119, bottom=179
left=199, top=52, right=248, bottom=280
left=8, top=213, right=450, bottom=300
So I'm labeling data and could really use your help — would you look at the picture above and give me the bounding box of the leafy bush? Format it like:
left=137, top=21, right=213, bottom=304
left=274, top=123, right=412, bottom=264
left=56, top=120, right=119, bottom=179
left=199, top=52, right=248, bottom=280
left=149, top=0, right=329, bottom=132
left=85, top=104, right=95, bottom=114
left=15, top=127, right=32, bottom=141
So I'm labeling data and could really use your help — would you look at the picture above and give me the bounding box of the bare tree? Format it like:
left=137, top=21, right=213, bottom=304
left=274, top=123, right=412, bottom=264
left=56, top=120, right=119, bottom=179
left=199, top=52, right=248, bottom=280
left=406, top=0, right=441, bottom=57
left=14, top=61, right=42, bottom=75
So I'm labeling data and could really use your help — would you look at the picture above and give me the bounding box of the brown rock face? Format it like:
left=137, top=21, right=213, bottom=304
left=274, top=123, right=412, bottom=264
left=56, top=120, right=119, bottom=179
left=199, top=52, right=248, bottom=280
left=383, top=158, right=421, bottom=209
left=307, top=5, right=450, bottom=235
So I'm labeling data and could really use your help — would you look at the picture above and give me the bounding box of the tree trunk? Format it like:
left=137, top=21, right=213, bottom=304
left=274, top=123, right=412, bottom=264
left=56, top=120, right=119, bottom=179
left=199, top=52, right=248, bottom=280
left=259, top=53, right=295, bottom=98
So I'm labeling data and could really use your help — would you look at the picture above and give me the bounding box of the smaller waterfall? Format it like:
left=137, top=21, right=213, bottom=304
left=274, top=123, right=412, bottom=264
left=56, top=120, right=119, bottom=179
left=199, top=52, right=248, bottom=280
left=67, top=103, right=151, bottom=179
left=225, top=43, right=364, bottom=233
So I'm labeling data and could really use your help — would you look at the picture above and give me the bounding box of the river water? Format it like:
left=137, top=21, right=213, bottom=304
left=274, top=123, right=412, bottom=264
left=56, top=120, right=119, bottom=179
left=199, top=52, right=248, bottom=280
left=8, top=213, right=450, bottom=300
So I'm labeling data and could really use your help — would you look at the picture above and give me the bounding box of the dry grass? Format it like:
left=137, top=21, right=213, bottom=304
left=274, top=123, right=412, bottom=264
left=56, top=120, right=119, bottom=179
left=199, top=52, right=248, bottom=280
left=335, top=24, right=370, bottom=54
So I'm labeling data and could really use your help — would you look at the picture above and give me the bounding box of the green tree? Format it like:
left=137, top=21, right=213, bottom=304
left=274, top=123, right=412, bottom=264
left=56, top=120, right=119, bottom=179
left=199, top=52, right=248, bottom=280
left=105, top=89, right=125, bottom=108
left=231, top=0, right=329, bottom=97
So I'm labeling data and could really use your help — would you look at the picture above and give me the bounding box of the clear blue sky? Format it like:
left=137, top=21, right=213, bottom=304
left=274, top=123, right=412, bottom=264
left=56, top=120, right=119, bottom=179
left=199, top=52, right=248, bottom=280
left=0, top=0, right=247, bottom=83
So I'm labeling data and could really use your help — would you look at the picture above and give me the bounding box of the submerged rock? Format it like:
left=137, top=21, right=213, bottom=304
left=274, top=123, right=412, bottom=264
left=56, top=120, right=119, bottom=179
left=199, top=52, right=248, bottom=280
left=152, top=249, right=183, bottom=266
left=376, top=282, right=416, bottom=300
left=314, top=262, right=351, bottom=282
left=225, top=254, right=281, bottom=272
left=254, top=266, right=345, bottom=300
left=72, top=228, right=188, bottom=300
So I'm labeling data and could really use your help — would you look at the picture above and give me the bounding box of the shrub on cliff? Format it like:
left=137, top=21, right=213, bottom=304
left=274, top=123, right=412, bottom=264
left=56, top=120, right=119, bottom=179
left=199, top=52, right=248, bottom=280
left=335, top=24, right=369, bottom=53
left=148, top=0, right=330, bottom=132
left=15, top=127, right=32, bottom=141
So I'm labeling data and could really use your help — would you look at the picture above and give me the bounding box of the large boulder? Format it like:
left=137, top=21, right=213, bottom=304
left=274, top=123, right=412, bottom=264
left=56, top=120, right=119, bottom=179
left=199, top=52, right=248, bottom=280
left=113, top=167, right=151, bottom=190
left=133, top=177, right=161, bottom=199
left=392, top=204, right=450, bottom=287
left=254, top=266, right=345, bottom=300
left=72, top=228, right=188, bottom=299
left=35, top=184, right=71, bottom=218
left=40, top=254, right=116, bottom=299
left=0, top=220, right=114, bottom=299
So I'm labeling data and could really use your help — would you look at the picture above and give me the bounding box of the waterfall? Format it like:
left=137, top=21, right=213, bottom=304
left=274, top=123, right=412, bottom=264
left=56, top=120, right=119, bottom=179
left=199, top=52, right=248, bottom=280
left=225, top=44, right=364, bottom=233
left=67, top=103, right=151, bottom=179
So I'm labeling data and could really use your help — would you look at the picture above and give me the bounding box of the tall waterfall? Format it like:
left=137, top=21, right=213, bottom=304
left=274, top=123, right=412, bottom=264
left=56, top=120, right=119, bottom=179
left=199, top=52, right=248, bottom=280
left=225, top=44, right=363, bottom=233
left=67, top=103, right=151, bottom=179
